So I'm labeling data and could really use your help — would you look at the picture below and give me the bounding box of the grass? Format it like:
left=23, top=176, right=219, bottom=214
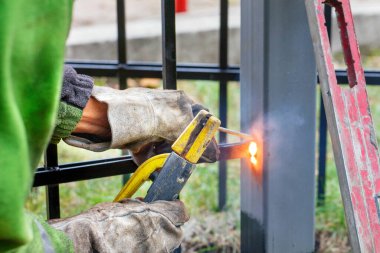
left=314, top=136, right=350, bottom=252
left=25, top=49, right=380, bottom=252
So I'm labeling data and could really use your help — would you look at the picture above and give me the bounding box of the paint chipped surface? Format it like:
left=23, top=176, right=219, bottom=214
left=306, top=0, right=380, bottom=251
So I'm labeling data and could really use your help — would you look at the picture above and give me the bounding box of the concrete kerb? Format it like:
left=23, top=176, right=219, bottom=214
left=66, top=4, right=380, bottom=65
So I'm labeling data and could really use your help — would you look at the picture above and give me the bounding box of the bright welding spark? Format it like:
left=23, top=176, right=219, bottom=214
left=249, top=142, right=258, bottom=165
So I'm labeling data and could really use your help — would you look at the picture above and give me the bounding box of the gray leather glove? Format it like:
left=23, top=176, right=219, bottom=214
left=64, top=86, right=219, bottom=163
left=49, top=199, right=189, bottom=253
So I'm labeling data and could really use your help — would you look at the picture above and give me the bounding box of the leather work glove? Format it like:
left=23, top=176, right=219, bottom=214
left=64, top=86, right=219, bottom=164
left=49, top=199, right=189, bottom=253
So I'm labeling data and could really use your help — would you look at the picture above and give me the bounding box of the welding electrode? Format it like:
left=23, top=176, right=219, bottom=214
left=218, top=127, right=253, bottom=140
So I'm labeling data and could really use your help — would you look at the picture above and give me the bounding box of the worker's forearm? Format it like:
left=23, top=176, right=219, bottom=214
left=72, top=97, right=111, bottom=140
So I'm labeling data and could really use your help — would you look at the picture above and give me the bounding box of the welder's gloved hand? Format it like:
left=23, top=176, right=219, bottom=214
left=132, top=103, right=219, bottom=165
left=64, top=86, right=219, bottom=163
left=49, top=199, right=189, bottom=253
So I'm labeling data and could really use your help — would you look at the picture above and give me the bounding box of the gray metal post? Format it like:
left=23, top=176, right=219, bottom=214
left=240, top=0, right=316, bottom=252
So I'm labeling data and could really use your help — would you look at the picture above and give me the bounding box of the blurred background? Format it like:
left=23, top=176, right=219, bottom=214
left=27, top=0, right=380, bottom=252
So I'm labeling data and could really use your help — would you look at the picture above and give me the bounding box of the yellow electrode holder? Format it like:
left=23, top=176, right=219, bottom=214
left=113, top=154, right=169, bottom=202
left=171, top=110, right=220, bottom=163
left=114, top=110, right=220, bottom=202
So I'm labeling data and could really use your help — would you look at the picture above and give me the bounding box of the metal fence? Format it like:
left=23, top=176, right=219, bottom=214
left=33, top=0, right=380, bottom=224
left=33, top=0, right=238, bottom=219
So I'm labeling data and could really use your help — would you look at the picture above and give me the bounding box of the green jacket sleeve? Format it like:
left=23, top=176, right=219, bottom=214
left=0, top=0, right=74, bottom=252
left=51, top=65, right=94, bottom=144
left=50, top=102, right=84, bottom=145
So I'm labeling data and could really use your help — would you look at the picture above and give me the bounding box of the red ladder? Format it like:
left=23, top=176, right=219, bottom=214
left=306, top=0, right=380, bottom=252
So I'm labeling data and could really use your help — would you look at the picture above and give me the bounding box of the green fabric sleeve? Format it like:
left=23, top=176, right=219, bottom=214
left=8, top=214, right=74, bottom=253
left=0, top=0, right=74, bottom=252
left=51, top=102, right=83, bottom=144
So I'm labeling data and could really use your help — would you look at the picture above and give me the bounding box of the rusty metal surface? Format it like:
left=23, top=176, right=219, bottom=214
left=306, top=0, right=380, bottom=251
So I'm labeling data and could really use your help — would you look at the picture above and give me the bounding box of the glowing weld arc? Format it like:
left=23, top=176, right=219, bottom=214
left=249, top=142, right=258, bottom=165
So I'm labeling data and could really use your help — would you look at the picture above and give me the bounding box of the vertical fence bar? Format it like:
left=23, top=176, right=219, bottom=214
left=317, top=4, right=331, bottom=205
left=45, top=144, right=60, bottom=219
left=162, top=1, right=179, bottom=252
left=317, top=102, right=328, bottom=205
left=161, top=0, right=177, bottom=90
left=117, top=0, right=131, bottom=184
left=218, top=0, right=229, bottom=211
left=117, top=0, right=127, bottom=90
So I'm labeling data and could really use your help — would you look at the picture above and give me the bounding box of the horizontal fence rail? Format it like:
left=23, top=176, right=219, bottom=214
left=67, top=61, right=240, bottom=81
left=34, top=156, right=138, bottom=187
left=335, top=70, right=380, bottom=85
left=34, top=142, right=249, bottom=187
left=68, top=60, right=380, bottom=84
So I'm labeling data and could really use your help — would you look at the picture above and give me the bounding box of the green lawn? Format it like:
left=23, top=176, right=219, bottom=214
left=26, top=49, right=380, bottom=252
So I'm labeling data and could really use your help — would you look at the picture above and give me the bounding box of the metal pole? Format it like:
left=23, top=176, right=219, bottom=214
left=161, top=1, right=180, bottom=252
left=161, top=0, right=177, bottom=90
left=240, top=0, right=316, bottom=251
left=116, top=0, right=131, bottom=184
left=218, top=0, right=229, bottom=211
left=317, top=99, right=328, bottom=205
left=45, top=144, right=60, bottom=219
left=117, top=0, right=127, bottom=90
left=317, top=4, right=331, bottom=205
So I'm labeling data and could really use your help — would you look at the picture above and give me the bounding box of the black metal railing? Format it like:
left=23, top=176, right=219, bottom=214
left=35, top=0, right=236, bottom=219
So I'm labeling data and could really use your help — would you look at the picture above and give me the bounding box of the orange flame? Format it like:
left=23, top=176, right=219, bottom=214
left=249, top=142, right=258, bottom=165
